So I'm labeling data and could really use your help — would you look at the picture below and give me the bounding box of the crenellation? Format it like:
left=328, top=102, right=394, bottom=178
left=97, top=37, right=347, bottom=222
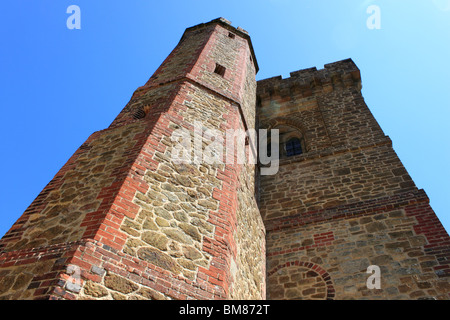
left=257, top=58, right=361, bottom=99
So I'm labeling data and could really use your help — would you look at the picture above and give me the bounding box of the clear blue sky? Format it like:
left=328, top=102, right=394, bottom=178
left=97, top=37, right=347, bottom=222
left=0, top=0, right=449, bottom=238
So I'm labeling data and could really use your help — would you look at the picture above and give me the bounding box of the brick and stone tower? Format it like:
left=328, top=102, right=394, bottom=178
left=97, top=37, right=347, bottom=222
left=0, top=18, right=265, bottom=300
left=257, top=60, right=450, bottom=300
left=1, top=18, right=449, bottom=301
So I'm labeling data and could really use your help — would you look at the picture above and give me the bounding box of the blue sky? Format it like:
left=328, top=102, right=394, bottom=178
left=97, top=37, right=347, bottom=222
left=0, top=0, right=449, bottom=238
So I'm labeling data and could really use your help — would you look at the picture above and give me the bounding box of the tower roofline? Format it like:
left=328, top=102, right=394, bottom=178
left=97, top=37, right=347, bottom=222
left=256, top=58, right=362, bottom=95
left=180, top=17, right=259, bottom=74
left=257, top=58, right=360, bottom=85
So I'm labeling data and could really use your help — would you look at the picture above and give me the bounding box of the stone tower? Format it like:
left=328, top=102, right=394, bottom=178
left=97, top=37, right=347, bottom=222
left=257, top=60, right=450, bottom=300
left=0, top=18, right=265, bottom=300
left=1, top=18, right=449, bottom=300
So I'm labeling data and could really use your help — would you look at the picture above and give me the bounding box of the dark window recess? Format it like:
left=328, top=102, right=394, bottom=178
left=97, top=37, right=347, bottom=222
left=228, top=32, right=236, bottom=39
left=285, top=138, right=303, bottom=157
left=214, top=63, right=226, bottom=77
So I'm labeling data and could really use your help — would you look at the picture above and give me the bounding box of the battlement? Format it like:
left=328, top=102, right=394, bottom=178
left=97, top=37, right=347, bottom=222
left=257, top=58, right=361, bottom=96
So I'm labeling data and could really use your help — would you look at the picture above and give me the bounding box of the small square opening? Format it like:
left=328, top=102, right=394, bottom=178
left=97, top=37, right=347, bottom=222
left=214, top=63, right=226, bottom=77
left=228, top=32, right=236, bottom=39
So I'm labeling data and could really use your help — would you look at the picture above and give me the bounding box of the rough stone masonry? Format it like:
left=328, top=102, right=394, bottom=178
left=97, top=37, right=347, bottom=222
left=0, top=18, right=449, bottom=300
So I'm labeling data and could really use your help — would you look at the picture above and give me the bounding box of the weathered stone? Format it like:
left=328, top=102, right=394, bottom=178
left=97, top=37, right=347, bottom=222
left=365, top=221, right=387, bottom=233
left=139, top=209, right=153, bottom=219
left=191, top=217, right=214, bottom=233
left=436, top=281, right=450, bottom=293
left=371, top=254, right=393, bottom=265
left=111, top=292, right=127, bottom=300
left=180, top=203, right=196, bottom=213
left=388, top=210, right=404, bottom=218
left=0, top=276, right=15, bottom=294
left=128, top=294, right=147, bottom=300
left=59, top=212, right=82, bottom=225
left=179, top=223, right=202, bottom=242
left=302, top=288, right=316, bottom=295
left=120, top=218, right=141, bottom=237
left=137, top=247, right=181, bottom=274
left=126, top=238, right=146, bottom=249
left=285, top=288, right=300, bottom=299
left=334, top=168, right=351, bottom=176
left=146, top=190, right=162, bottom=201
left=173, top=211, right=189, bottom=223
left=174, top=164, right=200, bottom=176
left=11, top=273, right=33, bottom=291
left=301, top=238, right=314, bottom=246
left=163, top=228, right=193, bottom=245
left=155, top=217, right=170, bottom=228
left=39, top=226, right=66, bottom=241
left=340, top=258, right=370, bottom=274
left=196, top=187, right=211, bottom=196
left=162, top=191, right=179, bottom=202
left=197, top=199, right=218, bottom=210
left=409, top=236, right=427, bottom=247
left=154, top=207, right=172, bottom=220
left=104, top=273, right=139, bottom=294
left=84, top=281, right=108, bottom=298
left=143, top=218, right=158, bottom=231
left=183, top=246, right=203, bottom=260
left=178, top=258, right=196, bottom=271
left=161, top=183, right=181, bottom=193
left=145, top=171, right=167, bottom=183
left=389, top=231, right=414, bottom=239
left=359, top=217, right=372, bottom=224
left=175, top=175, right=194, bottom=187
left=142, top=231, right=169, bottom=251
left=164, top=203, right=181, bottom=212
left=137, top=287, right=166, bottom=300
left=32, top=260, right=54, bottom=275
left=182, top=269, right=196, bottom=281
left=306, top=271, right=318, bottom=278
left=186, top=189, right=197, bottom=198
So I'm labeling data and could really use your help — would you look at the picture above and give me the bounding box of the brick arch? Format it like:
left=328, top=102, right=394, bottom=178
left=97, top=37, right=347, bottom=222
left=268, top=260, right=335, bottom=300
left=262, top=117, right=308, bottom=152
left=263, top=117, right=306, bottom=135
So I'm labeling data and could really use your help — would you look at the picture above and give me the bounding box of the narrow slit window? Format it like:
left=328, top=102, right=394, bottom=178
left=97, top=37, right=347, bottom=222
left=214, top=63, right=226, bottom=77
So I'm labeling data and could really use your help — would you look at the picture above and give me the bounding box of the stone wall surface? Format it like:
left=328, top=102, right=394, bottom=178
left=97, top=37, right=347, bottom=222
left=259, top=142, right=417, bottom=221
left=0, top=120, right=148, bottom=253
left=258, top=59, right=450, bottom=300
left=266, top=200, right=450, bottom=300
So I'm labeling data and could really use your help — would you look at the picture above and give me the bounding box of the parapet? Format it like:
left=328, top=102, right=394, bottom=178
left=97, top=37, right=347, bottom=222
left=257, top=58, right=361, bottom=97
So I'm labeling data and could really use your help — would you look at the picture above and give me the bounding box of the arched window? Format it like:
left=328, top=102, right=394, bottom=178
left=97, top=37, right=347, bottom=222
left=285, top=138, right=303, bottom=156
